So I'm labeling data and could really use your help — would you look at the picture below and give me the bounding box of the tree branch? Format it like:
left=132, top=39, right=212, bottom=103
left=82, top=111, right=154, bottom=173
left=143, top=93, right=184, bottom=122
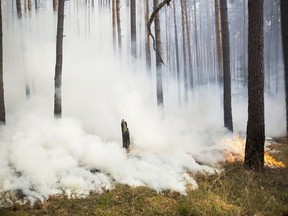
left=147, top=0, right=172, bottom=65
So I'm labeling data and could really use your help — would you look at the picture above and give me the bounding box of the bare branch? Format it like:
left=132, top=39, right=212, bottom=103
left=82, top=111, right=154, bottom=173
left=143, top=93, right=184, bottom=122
left=147, top=0, right=172, bottom=65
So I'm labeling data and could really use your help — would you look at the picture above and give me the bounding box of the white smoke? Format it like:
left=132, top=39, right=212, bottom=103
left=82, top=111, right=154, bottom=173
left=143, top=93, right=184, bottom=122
left=0, top=0, right=285, bottom=206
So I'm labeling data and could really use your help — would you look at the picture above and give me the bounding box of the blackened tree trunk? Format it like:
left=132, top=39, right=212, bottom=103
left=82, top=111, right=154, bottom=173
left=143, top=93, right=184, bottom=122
left=121, top=119, right=130, bottom=151
left=281, top=0, right=288, bottom=135
left=154, top=0, right=164, bottom=107
left=220, top=0, right=233, bottom=132
left=130, top=0, right=136, bottom=57
left=16, top=0, right=22, bottom=18
left=244, top=0, right=264, bottom=171
left=54, top=0, right=65, bottom=118
left=0, top=0, right=5, bottom=124
left=215, top=0, right=223, bottom=83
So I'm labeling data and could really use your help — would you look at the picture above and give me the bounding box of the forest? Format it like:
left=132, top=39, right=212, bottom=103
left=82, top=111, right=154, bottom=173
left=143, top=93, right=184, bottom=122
left=0, top=0, right=288, bottom=215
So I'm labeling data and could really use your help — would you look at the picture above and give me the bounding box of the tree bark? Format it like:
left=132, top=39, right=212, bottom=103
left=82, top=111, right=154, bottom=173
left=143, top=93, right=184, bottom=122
left=116, top=0, right=122, bottom=50
left=184, top=0, right=193, bottom=89
left=172, top=0, right=181, bottom=103
left=34, top=0, right=38, bottom=10
left=281, top=0, right=288, bottom=135
left=145, top=0, right=152, bottom=71
left=16, top=0, right=22, bottom=19
left=153, top=0, right=164, bottom=108
left=54, top=0, right=65, bottom=118
left=215, top=0, right=223, bottom=84
left=181, top=0, right=188, bottom=102
left=193, top=0, right=200, bottom=85
left=121, top=119, right=130, bottom=150
left=112, top=0, right=117, bottom=51
left=244, top=0, right=264, bottom=171
left=53, top=0, right=58, bottom=11
left=27, top=0, right=32, bottom=11
left=130, top=0, right=136, bottom=57
left=0, top=0, right=5, bottom=124
left=220, top=0, right=233, bottom=132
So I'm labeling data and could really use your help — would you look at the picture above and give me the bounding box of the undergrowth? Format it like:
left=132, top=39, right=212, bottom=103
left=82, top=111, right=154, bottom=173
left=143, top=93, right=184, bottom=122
left=1, top=141, right=287, bottom=216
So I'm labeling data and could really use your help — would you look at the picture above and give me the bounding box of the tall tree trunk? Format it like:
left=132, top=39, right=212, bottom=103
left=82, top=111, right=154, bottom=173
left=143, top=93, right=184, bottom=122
left=220, top=0, right=233, bottom=132
left=193, top=0, right=200, bottom=83
left=244, top=0, right=264, bottom=171
left=54, top=0, right=65, bottom=118
left=34, top=0, right=38, bottom=10
left=215, top=0, right=223, bottom=84
left=153, top=0, right=164, bottom=107
left=281, top=0, right=288, bottom=135
left=145, top=0, right=151, bottom=71
left=184, top=0, right=193, bottom=89
left=28, top=0, right=32, bottom=11
left=266, top=0, right=274, bottom=92
left=0, top=0, right=5, bottom=124
left=130, top=0, right=136, bottom=57
left=16, top=0, right=22, bottom=19
left=112, top=0, right=117, bottom=51
left=53, top=0, right=58, bottom=11
left=181, top=0, right=188, bottom=102
left=116, top=0, right=122, bottom=50
left=172, top=0, right=181, bottom=103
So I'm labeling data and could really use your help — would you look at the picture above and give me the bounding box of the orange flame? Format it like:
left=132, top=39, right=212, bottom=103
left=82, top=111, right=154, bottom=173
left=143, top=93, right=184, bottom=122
left=225, top=135, right=285, bottom=168
left=264, top=152, right=285, bottom=168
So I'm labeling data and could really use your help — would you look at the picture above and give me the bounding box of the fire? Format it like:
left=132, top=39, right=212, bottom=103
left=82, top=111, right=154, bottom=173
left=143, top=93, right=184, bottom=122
left=264, top=152, right=285, bottom=168
left=225, top=135, right=286, bottom=168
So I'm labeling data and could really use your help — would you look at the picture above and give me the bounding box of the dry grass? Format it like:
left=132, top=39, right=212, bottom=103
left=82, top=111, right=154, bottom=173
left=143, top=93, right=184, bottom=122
left=1, top=140, right=288, bottom=216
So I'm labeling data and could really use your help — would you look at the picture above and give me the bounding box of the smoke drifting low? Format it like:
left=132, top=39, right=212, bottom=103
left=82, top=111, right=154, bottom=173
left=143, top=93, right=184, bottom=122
left=0, top=0, right=285, bottom=205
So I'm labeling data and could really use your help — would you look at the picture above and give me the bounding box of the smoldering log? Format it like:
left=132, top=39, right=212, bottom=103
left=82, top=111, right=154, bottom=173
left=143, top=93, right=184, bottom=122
left=121, top=119, right=130, bottom=150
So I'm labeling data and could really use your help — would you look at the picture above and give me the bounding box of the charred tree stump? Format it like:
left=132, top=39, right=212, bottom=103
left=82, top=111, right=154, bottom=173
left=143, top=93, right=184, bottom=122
left=121, top=119, right=130, bottom=151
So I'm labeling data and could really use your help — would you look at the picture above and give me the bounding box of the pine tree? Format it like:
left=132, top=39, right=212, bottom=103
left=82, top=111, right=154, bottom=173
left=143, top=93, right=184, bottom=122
left=54, top=0, right=65, bottom=118
left=0, top=0, right=5, bottom=124
left=244, top=0, right=265, bottom=171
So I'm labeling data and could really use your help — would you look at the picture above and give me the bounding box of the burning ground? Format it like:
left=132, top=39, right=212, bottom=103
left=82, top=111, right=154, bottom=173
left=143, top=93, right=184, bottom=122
left=0, top=138, right=287, bottom=216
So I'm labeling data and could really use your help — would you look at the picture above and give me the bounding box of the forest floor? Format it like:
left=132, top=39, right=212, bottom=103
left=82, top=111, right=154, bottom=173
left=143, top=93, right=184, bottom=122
left=0, top=138, right=288, bottom=216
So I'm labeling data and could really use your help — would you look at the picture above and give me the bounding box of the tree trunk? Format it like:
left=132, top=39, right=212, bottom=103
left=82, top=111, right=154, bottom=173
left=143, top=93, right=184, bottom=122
left=116, top=0, right=122, bottom=50
left=53, top=0, right=58, bottom=11
left=172, top=0, right=181, bottom=104
left=153, top=0, right=164, bottom=108
left=27, top=0, right=32, bottom=11
left=145, top=0, right=152, bottom=71
left=0, top=0, right=5, bottom=124
left=220, top=0, right=233, bottom=132
left=54, top=0, right=65, bottom=118
left=244, top=0, right=264, bottom=171
left=184, top=0, right=193, bottom=89
left=215, top=0, right=223, bottom=84
left=112, top=0, right=117, bottom=50
left=34, top=0, right=38, bottom=10
left=130, top=0, right=136, bottom=57
left=181, top=0, right=188, bottom=102
left=16, top=0, right=22, bottom=19
left=121, top=119, right=130, bottom=151
left=193, top=0, right=200, bottom=84
left=281, top=0, right=288, bottom=135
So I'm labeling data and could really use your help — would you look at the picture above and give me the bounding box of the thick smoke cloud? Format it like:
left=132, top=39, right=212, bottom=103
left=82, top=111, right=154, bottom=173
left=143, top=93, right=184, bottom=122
left=0, top=0, right=285, bottom=205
